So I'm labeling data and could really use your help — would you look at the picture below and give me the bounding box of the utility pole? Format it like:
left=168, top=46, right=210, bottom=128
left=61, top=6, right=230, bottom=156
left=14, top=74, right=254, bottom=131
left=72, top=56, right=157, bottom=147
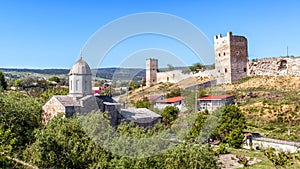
left=195, top=86, right=198, bottom=114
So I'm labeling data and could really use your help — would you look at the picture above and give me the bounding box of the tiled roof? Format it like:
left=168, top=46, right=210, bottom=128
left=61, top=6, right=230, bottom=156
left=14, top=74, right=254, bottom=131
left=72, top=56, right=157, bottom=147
left=54, top=96, right=81, bottom=107
left=198, top=94, right=235, bottom=101
left=120, top=108, right=161, bottom=123
left=157, top=96, right=183, bottom=103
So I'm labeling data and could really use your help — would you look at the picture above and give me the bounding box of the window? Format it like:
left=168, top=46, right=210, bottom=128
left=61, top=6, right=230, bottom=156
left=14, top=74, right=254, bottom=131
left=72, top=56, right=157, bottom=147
left=244, top=68, right=247, bottom=72
left=223, top=52, right=226, bottom=56
left=225, top=68, right=227, bottom=73
left=76, top=80, right=79, bottom=91
left=218, top=53, right=221, bottom=57
left=85, top=81, right=87, bottom=91
left=70, top=80, right=72, bottom=90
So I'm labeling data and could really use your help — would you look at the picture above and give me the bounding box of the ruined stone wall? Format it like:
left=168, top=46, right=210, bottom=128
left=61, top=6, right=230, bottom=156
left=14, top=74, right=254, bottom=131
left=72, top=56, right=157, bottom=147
left=248, top=57, right=300, bottom=76
left=157, top=70, right=192, bottom=83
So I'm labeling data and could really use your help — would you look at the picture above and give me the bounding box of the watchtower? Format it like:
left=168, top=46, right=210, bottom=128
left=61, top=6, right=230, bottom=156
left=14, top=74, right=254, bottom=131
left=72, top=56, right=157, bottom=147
left=214, top=32, right=248, bottom=84
left=146, top=58, right=158, bottom=86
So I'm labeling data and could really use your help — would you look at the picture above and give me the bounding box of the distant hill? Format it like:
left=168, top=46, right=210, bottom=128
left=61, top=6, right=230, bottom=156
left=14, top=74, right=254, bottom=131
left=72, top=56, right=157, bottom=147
left=0, top=67, right=191, bottom=81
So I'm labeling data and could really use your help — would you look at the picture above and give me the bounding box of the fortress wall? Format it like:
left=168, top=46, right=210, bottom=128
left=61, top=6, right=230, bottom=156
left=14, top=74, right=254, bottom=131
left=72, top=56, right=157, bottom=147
left=157, top=70, right=193, bottom=83
left=248, top=57, right=300, bottom=76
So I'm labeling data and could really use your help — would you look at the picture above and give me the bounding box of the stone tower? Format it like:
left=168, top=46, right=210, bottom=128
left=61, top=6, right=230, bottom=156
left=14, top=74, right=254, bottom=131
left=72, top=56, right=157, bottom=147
left=68, top=57, right=93, bottom=98
left=214, top=32, right=248, bottom=84
left=146, top=58, right=158, bottom=86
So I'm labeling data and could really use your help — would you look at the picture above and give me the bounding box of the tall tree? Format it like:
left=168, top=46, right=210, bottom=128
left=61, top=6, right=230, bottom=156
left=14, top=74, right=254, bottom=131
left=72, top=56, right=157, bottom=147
left=0, top=71, right=7, bottom=90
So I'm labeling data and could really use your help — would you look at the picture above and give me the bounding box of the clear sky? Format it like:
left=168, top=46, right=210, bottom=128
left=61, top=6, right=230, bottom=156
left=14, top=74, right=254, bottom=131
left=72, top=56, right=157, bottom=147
left=0, top=0, right=299, bottom=69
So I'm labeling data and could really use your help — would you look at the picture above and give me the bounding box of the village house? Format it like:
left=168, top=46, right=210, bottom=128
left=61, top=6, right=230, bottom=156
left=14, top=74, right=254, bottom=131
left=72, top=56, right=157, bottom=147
left=198, top=94, right=235, bottom=112
left=155, top=96, right=184, bottom=110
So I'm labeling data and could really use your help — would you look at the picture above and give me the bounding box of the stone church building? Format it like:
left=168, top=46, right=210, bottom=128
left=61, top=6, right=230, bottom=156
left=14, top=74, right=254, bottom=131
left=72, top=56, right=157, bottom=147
left=42, top=57, right=161, bottom=127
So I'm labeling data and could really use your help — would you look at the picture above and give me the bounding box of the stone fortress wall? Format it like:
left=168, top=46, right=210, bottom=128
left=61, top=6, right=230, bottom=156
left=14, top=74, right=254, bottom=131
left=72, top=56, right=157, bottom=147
left=146, top=32, right=300, bottom=87
left=248, top=57, right=300, bottom=76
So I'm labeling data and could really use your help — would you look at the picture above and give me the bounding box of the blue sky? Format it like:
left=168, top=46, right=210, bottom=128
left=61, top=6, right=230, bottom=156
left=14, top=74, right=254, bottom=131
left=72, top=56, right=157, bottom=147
left=0, top=0, right=299, bottom=69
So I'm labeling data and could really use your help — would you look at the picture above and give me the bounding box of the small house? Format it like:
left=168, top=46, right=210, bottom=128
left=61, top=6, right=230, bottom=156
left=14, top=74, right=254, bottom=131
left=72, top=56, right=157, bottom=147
left=198, top=94, right=235, bottom=112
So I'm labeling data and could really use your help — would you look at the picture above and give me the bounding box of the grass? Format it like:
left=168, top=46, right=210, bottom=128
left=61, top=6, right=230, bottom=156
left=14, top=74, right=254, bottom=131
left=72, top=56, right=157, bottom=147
left=228, top=148, right=300, bottom=169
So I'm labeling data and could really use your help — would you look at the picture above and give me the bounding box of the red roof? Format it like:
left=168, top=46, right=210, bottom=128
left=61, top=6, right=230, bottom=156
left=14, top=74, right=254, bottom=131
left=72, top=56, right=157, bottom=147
left=198, top=94, right=235, bottom=101
left=157, top=96, right=183, bottom=103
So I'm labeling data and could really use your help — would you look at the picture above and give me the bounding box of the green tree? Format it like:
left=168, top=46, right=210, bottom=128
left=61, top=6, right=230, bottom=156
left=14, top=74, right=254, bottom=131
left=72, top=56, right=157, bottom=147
left=189, top=63, right=205, bottom=73
left=188, top=112, right=208, bottom=140
left=48, top=76, right=60, bottom=83
left=128, top=81, right=140, bottom=90
left=0, top=71, right=7, bottom=90
left=213, top=105, right=246, bottom=143
left=23, top=115, right=109, bottom=169
left=161, top=106, right=179, bottom=126
left=135, top=98, right=151, bottom=109
left=225, top=129, right=244, bottom=148
left=166, top=64, right=174, bottom=71
left=39, top=87, right=69, bottom=104
left=0, top=91, right=42, bottom=151
left=166, top=87, right=181, bottom=98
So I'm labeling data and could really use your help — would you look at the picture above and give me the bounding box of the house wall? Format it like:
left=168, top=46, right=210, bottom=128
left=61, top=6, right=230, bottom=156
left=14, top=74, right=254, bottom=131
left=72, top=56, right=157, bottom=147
left=155, top=100, right=183, bottom=110
left=199, top=97, right=235, bottom=112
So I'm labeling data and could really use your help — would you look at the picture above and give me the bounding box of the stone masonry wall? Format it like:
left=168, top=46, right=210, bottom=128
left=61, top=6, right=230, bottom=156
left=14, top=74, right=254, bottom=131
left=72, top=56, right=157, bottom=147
left=42, top=97, right=65, bottom=125
left=248, top=57, right=300, bottom=76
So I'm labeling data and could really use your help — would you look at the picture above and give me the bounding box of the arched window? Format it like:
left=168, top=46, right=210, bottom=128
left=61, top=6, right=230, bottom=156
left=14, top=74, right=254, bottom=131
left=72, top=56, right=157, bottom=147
left=225, top=68, right=227, bottom=73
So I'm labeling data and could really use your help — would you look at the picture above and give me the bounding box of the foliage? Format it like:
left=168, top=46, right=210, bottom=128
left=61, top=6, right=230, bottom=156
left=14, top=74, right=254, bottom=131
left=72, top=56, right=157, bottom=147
left=0, top=91, right=42, bottom=151
left=48, top=76, right=60, bottom=83
left=166, top=64, right=174, bottom=71
left=189, top=63, right=205, bottom=73
left=264, top=149, right=296, bottom=169
left=23, top=115, right=109, bottom=169
left=213, top=105, right=246, bottom=143
left=198, top=88, right=208, bottom=98
left=215, top=143, right=229, bottom=155
left=166, top=87, right=181, bottom=98
left=38, top=87, right=68, bottom=104
left=161, top=106, right=179, bottom=126
left=128, top=81, right=140, bottom=90
left=188, top=111, right=208, bottom=140
left=0, top=126, right=17, bottom=165
left=135, top=98, right=151, bottom=109
left=226, top=129, right=245, bottom=148
left=0, top=71, right=7, bottom=90
left=22, top=112, right=220, bottom=168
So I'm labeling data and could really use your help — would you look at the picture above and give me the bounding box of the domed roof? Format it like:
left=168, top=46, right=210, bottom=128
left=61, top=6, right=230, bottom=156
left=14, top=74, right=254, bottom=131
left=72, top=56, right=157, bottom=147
left=69, top=57, right=92, bottom=75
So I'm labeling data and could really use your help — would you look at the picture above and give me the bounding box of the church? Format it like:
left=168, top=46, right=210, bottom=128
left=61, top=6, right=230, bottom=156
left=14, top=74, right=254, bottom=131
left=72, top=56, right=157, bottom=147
left=42, top=57, right=161, bottom=127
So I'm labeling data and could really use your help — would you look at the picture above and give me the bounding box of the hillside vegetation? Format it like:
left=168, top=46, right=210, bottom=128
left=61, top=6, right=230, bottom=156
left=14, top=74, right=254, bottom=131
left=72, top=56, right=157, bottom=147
left=125, top=75, right=300, bottom=141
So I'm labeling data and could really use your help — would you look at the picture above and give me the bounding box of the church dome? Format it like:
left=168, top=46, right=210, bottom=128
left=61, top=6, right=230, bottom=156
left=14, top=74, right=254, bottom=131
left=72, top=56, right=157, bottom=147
left=69, top=57, right=92, bottom=75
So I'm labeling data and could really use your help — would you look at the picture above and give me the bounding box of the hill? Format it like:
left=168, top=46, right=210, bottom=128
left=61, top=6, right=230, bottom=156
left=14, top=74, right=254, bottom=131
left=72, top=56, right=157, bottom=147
left=123, top=75, right=300, bottom=141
